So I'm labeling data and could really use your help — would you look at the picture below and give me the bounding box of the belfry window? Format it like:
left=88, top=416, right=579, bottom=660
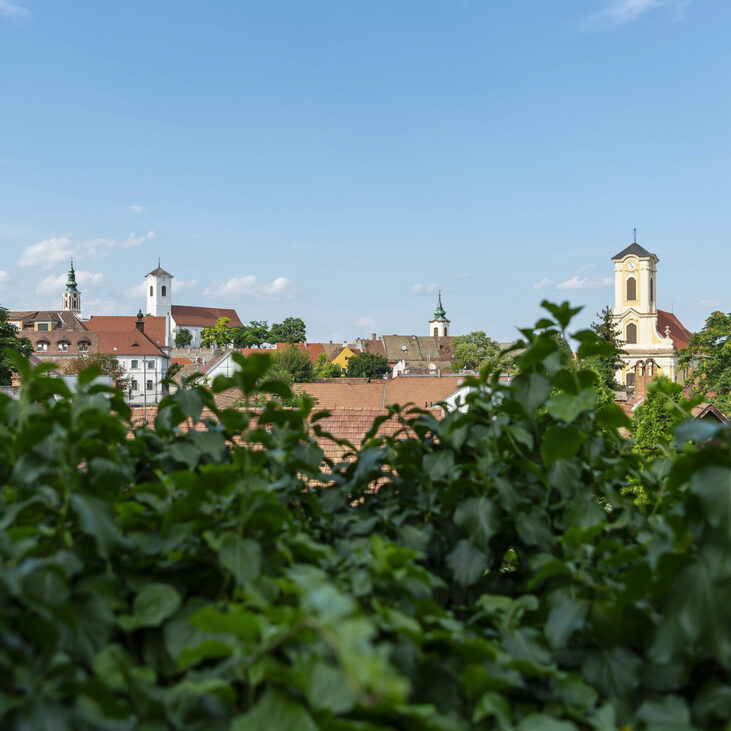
left=626, top=323, right=637, bottom=344
left=149, top=286, right=153, bottom=297
left=161, top=286, right=167, bottom=297
left=650, top=278, right=654, bottom=304
left=626, top=277, right=637, bottom=301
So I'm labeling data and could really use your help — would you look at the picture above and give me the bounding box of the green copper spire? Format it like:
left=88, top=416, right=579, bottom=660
left=65, top=259, right=79, bottom=293
left=432, top=291, right=447, bottom=322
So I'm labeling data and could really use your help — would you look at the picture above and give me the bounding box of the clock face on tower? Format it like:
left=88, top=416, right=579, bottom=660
left=627, top=261, right=636, bottom=270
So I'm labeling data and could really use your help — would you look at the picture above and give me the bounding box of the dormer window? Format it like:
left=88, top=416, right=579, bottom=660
left=626, top=277, right=637, bottom=301
left=58, top=341, right=70, bottom=352
left=37, top=341, right=49, bottom=352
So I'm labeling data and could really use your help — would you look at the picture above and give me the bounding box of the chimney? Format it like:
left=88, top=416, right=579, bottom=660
left=136, top=309, right=144, bottom=333
left=372, top=333, right=376, bottom=340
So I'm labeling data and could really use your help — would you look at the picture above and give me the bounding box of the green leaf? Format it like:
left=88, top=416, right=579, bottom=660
left=516, top=713, right=578, bottom=730
left=306, top=661, right=356, bottom=714
left=472, top=691, right=512, bottom=727
left=446, top=539, right=488, bottom=587
left=189, top=607, right=260, bottom=641
left=179, top=639, right=233, bottom=669
left=544, top=594, right=587, bottom=649
left=454, top=497, right=499, bottom=546
left=23, top=566, right=69, bottom=606
left=218, top=532, right=262, bottom=588
left=581, top=647, right=640, bottom=700
left=541, top=425, right=582, bottom=465
left=546, top=388, right=596, bottom=424
left=231, top=688, right=318, bottom=731
left=637, top=695, right=693, bottom=730
left=71, top=493, right=120, bottom=559
left=512, top=373, right=552, bottom=415
left=690, top=466, right=731, bottom=540
left=119, top=583, right=181, bottom=630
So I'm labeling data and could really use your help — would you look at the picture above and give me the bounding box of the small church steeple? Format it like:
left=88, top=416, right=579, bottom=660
left=62, top=259, right=81, bottom=314
left=429, top=291, right=450, bottom=337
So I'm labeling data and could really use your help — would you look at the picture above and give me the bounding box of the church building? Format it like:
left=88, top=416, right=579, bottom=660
left=611, top=239, right=692, bottom=387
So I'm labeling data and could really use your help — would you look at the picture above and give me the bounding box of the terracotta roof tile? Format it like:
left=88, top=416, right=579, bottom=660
left=171, top=305, right=243, bottom=328
left=87, top=316, right=166, bottom=345
left=97, top=331, right=166, bottom=356
left=657, top=310, right=693, bottom=350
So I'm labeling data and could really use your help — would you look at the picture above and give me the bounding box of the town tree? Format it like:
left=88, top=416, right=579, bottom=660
left=174, top=328, right=192, bottom=348
left=0, top=306, right=33, bottom=385
left=61, top=352, right=130, bottom=391
left=346, top=351, right=390, bottom=378
left=587, top=306, right=624, bottom=390
left=451, top=331, right=516, bottom=374
left=275, top=344, right=314, bottom=383
left=313, top=352, right=341, bottom=378
left=268, top=317, right=306, bottom=344
left=230, top=321, right=270, bottom=348
left=679, top=310, right=731, bottom=415
left=201, top=317, right=232, bottom=348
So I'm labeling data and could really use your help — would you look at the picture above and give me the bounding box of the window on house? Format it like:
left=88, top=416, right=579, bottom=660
left=37, top=323, right=49, bottom=331
left=37, top=341, right=48, bottom=352
left=149, top=285, right=153, bottom=297
left=161, top=286, right=166, bottom=297
left=78, top=341, right=90, bottom=352
left=146, top=361, right=155, bottom=369
left=625, top=372, right=635, bottom=387
left=626, top=277, right=637, bottom=301
left=131, top=359, right=138, bottom=369
left=131, top=379, right=138, bottom=391
left=433, top=327, right=438, bottom=337
left=58, top=341, right=70, bottom=352
left=626, top=323, right=637, bottom=344
left=146, top=380, right=153, bottom=390
left=650, top=278, right=654, bottom=303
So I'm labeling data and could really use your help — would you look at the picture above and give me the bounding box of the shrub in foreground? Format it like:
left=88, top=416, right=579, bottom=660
left=0, top=302, right=730, bottom=730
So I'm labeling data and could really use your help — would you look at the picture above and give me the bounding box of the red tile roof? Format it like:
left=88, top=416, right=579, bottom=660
left=171, top=306, right=243, bottom=328
left=657, top=310, right=693, bottom=350
left=87, top=316, right=166, bottom=345
left=96, top=331, right=166, bottom=356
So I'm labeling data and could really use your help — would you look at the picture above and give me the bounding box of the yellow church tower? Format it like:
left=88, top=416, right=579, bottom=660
left=610, top=235, right=691, bottom=387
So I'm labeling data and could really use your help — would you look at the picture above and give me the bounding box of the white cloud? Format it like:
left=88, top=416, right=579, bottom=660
left=121, top=230, right=155, bottom=248
left=411, top=282, right=439, bottom=295
left=0, top=270, right=9, bottom=284
left=203, top=275, right=295, bottom=299
left=357, top=316, right=375, bottom=329
left=19, top=230, right=156, bottom=268
left=125, top=282, right=147, bottom=299
left=533, top=277, right=554, bottom=291
left=697, top=298, right=720, bottom=308
left=0, top=0, right=29, bottom=16
left=176, top=279, right=198, bottom=290
left=557, top=275, right=613, bottom=290
left=129, top=205, right=145, bottom=215
left=36, top=270, right=104, bottom=296
left=18, top=236, right=73, bottom=269
left=584, top=0, right=662, bottom=26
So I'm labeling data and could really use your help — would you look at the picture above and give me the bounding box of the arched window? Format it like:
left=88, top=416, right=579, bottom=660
left=78, top=341, right=90, bottom=352
left=37, top=341, right=49, bottom=352
left=650, top=278, right=653, bottom=304
left=626, top=277, right=636, bottom=301
left=433, top=327, right=438, bottom=337
left=625, top=372, right=635, bottom=387
left=58, top=341, right=70, bottom=352
left=161, top=286, right=167, bottom=297
left=626, top=323, right=637, bottom=344
left=149, top=285, right=153, bottom=297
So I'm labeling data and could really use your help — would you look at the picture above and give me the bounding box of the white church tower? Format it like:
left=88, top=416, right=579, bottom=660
left=145, top=260, right=173, bottom=346
left=429, top=292, right=450, bottom=337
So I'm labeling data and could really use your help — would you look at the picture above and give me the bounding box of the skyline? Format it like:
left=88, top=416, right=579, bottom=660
left=1, top=0, right=729, bottom=341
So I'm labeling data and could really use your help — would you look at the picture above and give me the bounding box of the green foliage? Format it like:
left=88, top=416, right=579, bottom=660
left=275, top=344, right=315, bottom=383
left=0, top=305, right=33, bottom=385
left=314, top=352, right=341, bottom=378
left=2, top=302, right=731, bottom=730
left=632, top=376, right=685, bottom=461
left=174, top=328, right=193, bottom=348
left=587, top=306, right=624, bottom=391
left=201, top=317, right=233, bottom=348
left=679, top=310, right=731, bottom=416
left=345, top=351, right=389, bottom=378
left=230, top=321, right=270, bottom=348
left=269, top=317, right=306, bottom=345
left=451, top=330, right=516, bottom=374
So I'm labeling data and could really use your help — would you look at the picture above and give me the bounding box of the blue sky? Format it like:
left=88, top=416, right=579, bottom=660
left=1, top=0, right=729, bottom=342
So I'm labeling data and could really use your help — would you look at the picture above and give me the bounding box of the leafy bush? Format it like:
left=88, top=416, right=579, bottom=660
left=1, top=303, right=730, bottom=730
left=345, top=351, right=389, bottom=379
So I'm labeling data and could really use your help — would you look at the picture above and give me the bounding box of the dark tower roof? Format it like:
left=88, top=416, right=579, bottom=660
left=146, top=258, right=174, bottom=278
left=65, top=259, right=79, bottom=293
left=611, top=242, right=658, bottom=261
left=430, top=292, right=449, bottom=322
